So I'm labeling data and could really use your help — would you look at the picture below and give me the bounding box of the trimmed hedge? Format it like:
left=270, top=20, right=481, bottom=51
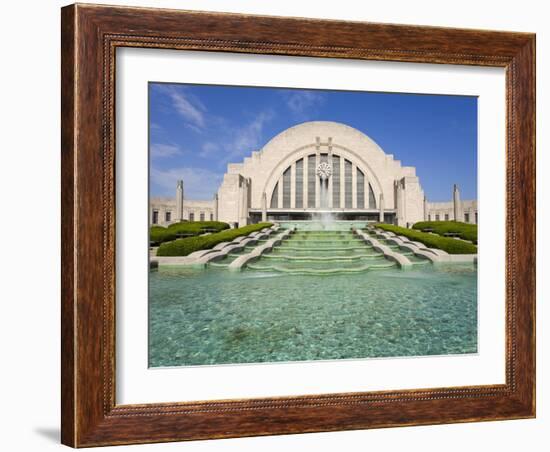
left=412, top=221, right=477, bottom=244
left=157, top=223, right=273, bottom=256
left=166, top=221, right=229, bottom=234
left=374, top=224, right=477, bottom=255
left=150, top=221, right=229, bottom=245
left=150, top=226, right=177, bottom=244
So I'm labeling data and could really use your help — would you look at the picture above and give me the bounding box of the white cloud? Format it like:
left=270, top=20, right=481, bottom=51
left=150, top=166, right=223, bottom=200
left=172, top=92, right=205, bottom=128
left=150, top=143, right=181, bottom=159
left=285, top=91, right=325, bottom=117
left=159, top=85, right=206, bottom=130
left=221, top=110, right=274, bottom=163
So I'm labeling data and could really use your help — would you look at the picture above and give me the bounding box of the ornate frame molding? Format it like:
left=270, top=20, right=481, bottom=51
left=61, top=4, right=535, bottom=447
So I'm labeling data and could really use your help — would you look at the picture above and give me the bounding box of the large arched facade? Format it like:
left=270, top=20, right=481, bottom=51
left=264, top=145, right=381, bottom=212
left=149, top=121, right=478, bottom=228
left=216, top=121, right=426, bottom=226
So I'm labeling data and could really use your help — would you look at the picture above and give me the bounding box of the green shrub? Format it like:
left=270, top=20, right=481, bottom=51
left=149, top=221, right=229, bottom=245
left=412, top=221, right=477, bottom=244
left=374, top=224, right=477, bottom=254
left=157, top=223, right=273, bottom=256
left=149, top=226, right=177, bottom=244
left=166, top=221, right=229, bottom=235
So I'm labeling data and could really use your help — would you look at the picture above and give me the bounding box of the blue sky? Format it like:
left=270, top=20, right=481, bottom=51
left=149, top=83, right=477, bottom=202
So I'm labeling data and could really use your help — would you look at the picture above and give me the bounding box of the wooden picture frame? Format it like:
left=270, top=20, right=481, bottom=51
left=61, top=3, right=535, bottom=447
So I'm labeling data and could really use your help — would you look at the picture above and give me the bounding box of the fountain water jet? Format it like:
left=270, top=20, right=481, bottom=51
left=317, top=162, right=334, bottom=229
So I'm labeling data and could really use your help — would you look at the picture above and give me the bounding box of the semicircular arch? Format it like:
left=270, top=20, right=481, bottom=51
left=262, top=144, right=384, bottom=208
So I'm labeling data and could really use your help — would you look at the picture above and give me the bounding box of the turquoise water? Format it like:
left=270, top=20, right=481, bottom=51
left=149, top=260, right=477, bottom=367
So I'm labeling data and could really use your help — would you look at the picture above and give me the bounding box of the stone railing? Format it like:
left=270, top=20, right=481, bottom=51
left=354, top=229, right=412, bottom=268
left=373, top=230, right=447, bottom=263
left=371, top=228, right=477, bottom=265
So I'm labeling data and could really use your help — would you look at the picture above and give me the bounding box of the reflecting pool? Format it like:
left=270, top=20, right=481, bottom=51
left=149, top=261, right=477, bottom=367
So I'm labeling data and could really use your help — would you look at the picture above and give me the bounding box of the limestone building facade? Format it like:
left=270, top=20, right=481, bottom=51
left=149, top=180, right=214, bottom=226
left=150, top=121, right=477, bottom=228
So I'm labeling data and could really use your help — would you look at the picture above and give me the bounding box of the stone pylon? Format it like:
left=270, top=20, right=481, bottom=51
left=453, top=184, right=463, bottom=222
left=213, top=193, right=218, bottom=221
left=261, top=192, right=267, bottom=222
left=395, top=179, right=406, bottom=227
left=176, top=180, right=184, bottom=221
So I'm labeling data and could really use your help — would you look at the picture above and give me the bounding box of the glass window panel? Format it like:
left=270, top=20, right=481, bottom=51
left=282, top=167, right=291, bottom=208
left=332, top=155, right=340, bottom=208
left=345, top=159, right=352, bottom=208
left=356, top=169, right=365, bottom=209
left=308, top=155, right=316, bottom=208
left=295, top=159, right=303, bottom=208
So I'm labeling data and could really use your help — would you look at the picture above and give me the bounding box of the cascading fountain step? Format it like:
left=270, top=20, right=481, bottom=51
left=246, top=260, right=396, bottom=275
left=244, top=228, right=399, bottom=274
left=208, top=251, right=247, bottom=268
left=207, top=240, right=271, bottom=268
left=202, top=225, right=434, bottom=273
left=276, top=241, right=363, bottom=248
left=407, top=255, right=431, bottom=264
left=366, top=234, right=430, bottom=265
left=262, top=253, right=385, bottom=262
left=273, top=246, right=370, bottom=253
left=290, top=235, right=352, bottom=239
